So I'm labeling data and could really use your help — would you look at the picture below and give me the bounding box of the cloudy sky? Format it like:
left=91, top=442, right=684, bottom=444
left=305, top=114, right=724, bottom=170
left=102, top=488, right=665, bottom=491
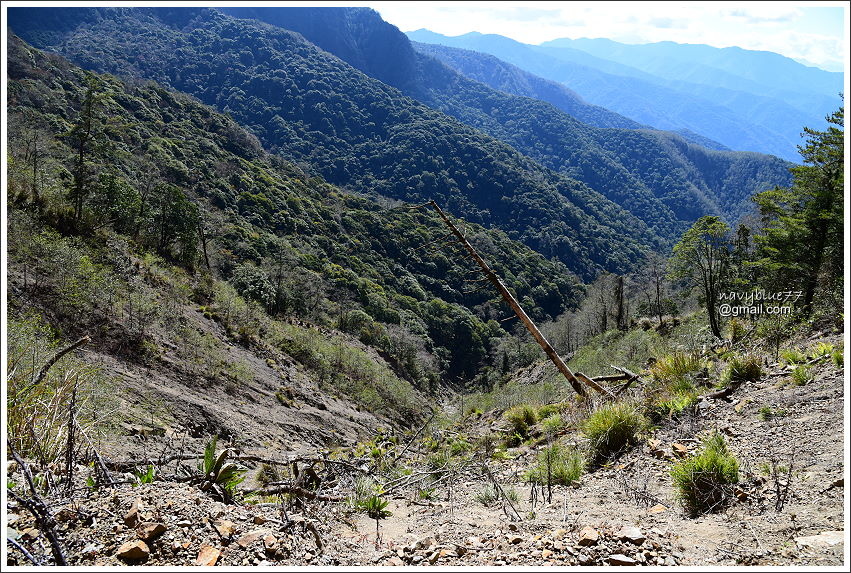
left=366, top=1, right=847, bottom=72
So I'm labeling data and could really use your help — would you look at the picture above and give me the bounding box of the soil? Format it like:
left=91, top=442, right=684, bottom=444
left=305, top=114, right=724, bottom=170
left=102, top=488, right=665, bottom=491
left=5, top=334, right=846, bottom=567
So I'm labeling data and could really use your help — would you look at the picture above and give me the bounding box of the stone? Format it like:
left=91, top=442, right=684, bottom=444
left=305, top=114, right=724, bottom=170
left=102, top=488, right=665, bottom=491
left=427, top=550, right=440, bottom=564
left=795, top=531, right=845, bottom=549
left=196, top=544, right=221, bottom=566
left=214, top=519, right=237, bottom=538
left=577, top=526, right=599, bottom=546
left=507, top=522, right=519, bottom=531
left=124, top=498, right=143, bottom=527
left=542, top=549, right=554, bottom=559
left=263, top=534, right=278, bottom=551
left=508, top=535, right=523, bottom=545
left=116, top=540, right=150, bottom=562
left=136, top=521, right=167, bottom=542
left=237, top=530, right=267, bottom=548
left=414, top=536, right=436, bottom=550
left=617, top=525, right=646, bottom=545
left=552, top=528, right=568, bottom=539
left=386, top=557, right=404, bottom=566
left=253, top=515, right=267, bottom=525
left=648, top=504, right=668, bottom=514
left=608, top=554, right=636, bottom=566
left=671, top=443, right=689, bottom=457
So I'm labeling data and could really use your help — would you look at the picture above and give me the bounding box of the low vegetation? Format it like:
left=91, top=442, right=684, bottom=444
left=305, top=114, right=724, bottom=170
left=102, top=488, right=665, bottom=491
left=671, top=432, right=740, bottom=516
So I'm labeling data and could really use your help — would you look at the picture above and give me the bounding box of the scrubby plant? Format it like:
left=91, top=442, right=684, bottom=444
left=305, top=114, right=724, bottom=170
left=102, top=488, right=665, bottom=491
left=473, top=485, right=499, bottom=506
left=536, top=403, right=563, bottom=420
left=196, top=436, right=247, bottom=503
left=720, top=354, right=762, bottom=387
left=671, top=431, right=739, bottom=516
left=726, top=318, right=746, bottom=343
left=791, top=365, right=812, bottom=386
left=503, top=405, right=537, bottom=445
left=540, top=413, right=564, bottom=438
left=132, top=464, right=156, bottom=486
left=649, top=351, right=704, bottom=386
left=582, top=402, right=648, bottom=465
left=808, top=341, right=835, bottom=360
left=758, top=406, right=786, bottom=421
left=831, top=348, right=844, bottom=368
left=780, top=348, right=807, bottom=366
left=526, top=442, right=584, bottom=488
left=449, top=438, right=472, bottom=456
left=647, top=391, right=697, bottom=423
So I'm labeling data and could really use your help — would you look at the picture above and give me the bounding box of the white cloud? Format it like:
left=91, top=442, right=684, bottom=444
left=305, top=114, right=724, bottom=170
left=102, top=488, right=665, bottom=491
left=369, top=1, right=847, bottom=72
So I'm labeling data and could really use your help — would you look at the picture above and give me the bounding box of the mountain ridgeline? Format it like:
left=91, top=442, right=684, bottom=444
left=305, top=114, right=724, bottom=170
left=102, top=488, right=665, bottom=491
left=407, top=29, right=841, bottom=164
left=8, top=7, right=794, bottom=276
left=9, top=6, right=660, bottom=279
left=216, top=7, right=792, bottom=233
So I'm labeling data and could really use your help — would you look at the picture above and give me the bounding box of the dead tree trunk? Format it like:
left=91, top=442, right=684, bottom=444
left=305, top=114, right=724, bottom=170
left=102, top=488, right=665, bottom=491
left=425, top=201, right=613, bottom=398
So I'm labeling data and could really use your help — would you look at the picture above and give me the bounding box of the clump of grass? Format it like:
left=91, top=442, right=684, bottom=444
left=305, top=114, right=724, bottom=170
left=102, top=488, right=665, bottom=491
left=473, top=485, right=499, bottom=506
left=582, top=402, right=648, bottom=465
left=449, top=438, right=471, bottom=456
left=541, top=413, right=564, bottom=437
left=536, top=403, right=563, bottom=420
left=831, top=348, right=843, bottom=368
left=726, top=318, right=746, bottom=343
left=790, top=365, right=812, bottom=386
left=720, top=354, right=762, bottom=387
left=808, top=342, right=835, bottom=360
left=503, top=405, right=537, bottom=445
left=526, top=442, right=584, bottom=486
left=649, top=351, right=704, bottom=385
left=780, top=348, right=807, bottom=366
left=757, top=406, right=786, bottom=421
left=671, top=431, right=739, bottom=516
left=647, top=391, right=697, bottom=423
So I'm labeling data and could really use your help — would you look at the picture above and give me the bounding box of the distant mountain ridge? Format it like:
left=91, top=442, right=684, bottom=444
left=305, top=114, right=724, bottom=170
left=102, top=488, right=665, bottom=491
left=407, top=29, right=841, bottom=162
left=213, top=8, right=790, bottom=233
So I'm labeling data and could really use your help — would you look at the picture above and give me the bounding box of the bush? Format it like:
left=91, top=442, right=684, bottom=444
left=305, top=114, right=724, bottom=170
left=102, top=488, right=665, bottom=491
left=808, top=342, right=834, bottom=360
left=779, top=348, right=806, bottom=366
left=831, top=348, right=844, bottom=368
left=671, top=432, right=739, bottom=516
left=649, top=351, right=704, bottom=385
left=647, top=391, right=697, bottom=423
left=504, top=405, right=537, bottom=444
left=720, top=354, right=762, bottom=387
left=791, top=365, right=812, bottom=386
left=527, top=442, right=584, bottom=486
left=541, top=413, right=564, bottom=437
left=582, top=402, right=648, bottom=465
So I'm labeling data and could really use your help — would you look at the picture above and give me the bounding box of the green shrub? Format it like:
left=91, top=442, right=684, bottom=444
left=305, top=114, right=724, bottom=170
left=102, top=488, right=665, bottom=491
left=671, top=432, right=739, bottom=516
left=536, top=403, right=562, bottom=420
left=541, top=413, right=564, bottom=437
left=780, top=348, right=806, bottom=366
left=831, top=348, right=844, bottom=368
left=726, top=318, right=746, bottom=343
left=582, top=402, right=648, bottom=465
left=449, top=438, right=471, bottom=456
left=720, top=355, right=762, bottom=387
left=649, top=352, right=704, bottom=386
left=808, top=342, right=834, bottom=360
left=474, top=485, right=499, bottom=506
left=527, top=442, right=584, bottom=486
left=503, top=405, right=537, bottom=444
left=791, top=365, right=812, bottom=386
left=758, top=406, right=786, bottom=421
left=648, top=391, right=697, bottom=423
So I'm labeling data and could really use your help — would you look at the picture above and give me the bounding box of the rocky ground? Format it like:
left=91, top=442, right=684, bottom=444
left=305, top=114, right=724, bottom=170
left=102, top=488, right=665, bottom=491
left=6, top=334, right=846, bottom=567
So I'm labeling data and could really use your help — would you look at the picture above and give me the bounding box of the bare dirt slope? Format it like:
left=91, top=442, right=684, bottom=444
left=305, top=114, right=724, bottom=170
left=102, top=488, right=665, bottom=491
left=6, top=335, right=846, bottom=567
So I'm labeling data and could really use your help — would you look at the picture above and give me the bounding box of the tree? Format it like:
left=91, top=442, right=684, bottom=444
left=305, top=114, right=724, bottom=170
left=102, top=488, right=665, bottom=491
left=669, top=216, right=731, bottom=339
left=67, top=74, right=108, bottom=229
left=752, top=104, right=844, bottom=317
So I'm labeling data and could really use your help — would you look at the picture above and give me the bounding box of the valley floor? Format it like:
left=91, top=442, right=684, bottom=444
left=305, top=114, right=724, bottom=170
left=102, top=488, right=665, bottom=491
left=5, top=336, right=846, bottom=567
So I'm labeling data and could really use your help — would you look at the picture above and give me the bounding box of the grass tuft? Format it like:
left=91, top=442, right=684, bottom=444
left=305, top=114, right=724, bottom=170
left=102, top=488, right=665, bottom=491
left=671, top=431, right=739, bottom=516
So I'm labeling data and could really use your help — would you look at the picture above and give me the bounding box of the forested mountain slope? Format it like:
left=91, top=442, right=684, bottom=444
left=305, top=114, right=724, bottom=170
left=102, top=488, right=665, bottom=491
left=407, top=29, right=825, bottom=162
left=7, top=31, right=593, bottom=418
left=215, top=7, right=792, bottom=234
left=8, top=6, right=657, bottom=279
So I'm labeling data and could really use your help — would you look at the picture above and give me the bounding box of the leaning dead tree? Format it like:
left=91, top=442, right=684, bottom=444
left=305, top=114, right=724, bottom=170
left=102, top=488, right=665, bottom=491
left=417, top=200, right=614, bottom=399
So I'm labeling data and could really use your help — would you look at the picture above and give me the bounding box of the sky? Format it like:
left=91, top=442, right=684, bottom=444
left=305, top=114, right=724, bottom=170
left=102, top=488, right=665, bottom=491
left=364, top=1, right=848, bottom=72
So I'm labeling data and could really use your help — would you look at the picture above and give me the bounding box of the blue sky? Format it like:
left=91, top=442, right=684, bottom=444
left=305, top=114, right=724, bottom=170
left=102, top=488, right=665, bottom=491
left=367, top=1, right=848, bottom=72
